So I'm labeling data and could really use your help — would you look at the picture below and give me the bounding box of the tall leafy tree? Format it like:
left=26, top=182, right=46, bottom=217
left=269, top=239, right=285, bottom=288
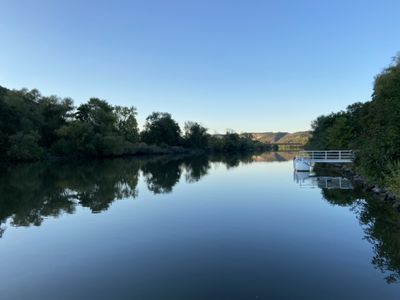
left=183, top=121, right=209, bottom=148
left=141, top=112, right=182, bottom=146
left=114, top=106, right=139, bottom=143
left=76, top=98, right=116, bottom=134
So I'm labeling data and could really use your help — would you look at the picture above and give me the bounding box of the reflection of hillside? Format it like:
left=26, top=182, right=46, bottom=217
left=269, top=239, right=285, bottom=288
left=248, top=131, right=310, bottom=144
left=252, top=151, right=296, bottom=162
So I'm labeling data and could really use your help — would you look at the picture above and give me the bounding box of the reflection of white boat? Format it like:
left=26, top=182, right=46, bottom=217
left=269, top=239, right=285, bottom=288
left=294, top=172, right=353, bottom=189
left=293, top=157, right=312, bottom=172
left=294, top=171, right=313, bottom=187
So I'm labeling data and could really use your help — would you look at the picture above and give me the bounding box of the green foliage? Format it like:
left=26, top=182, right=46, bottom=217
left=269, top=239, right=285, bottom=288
left=114, top=106, right=139, bottom=143
left=37, top=95, right=73, bottom=148
left=0, top=86, right=144, bottom=160
left=207, top=135, right=224, bottom=152
left=306, top=54, right=400, bottom=184
left=0, top=85, right=273, bottom=161
left=7, top=132, right=44, bottom=161
left=306, top=111, right=353, bottom=150
left=0, top=87, right=72, bottom=160
left=206, top=131, right=274, bottom=154
left=141, top=112, right=182, bottom=146
left=183, top=122, right=209, bottom=148
left=55, top=99, right=134, bottom=157
left=76, top=98, right=116, bottom=134
left=55, top=121, right=96, bottom=156
left=385, top=161, right=400, bottom=197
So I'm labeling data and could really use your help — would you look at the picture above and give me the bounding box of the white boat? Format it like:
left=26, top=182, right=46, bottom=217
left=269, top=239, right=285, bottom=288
left=293, top=157, right=311, bottom=172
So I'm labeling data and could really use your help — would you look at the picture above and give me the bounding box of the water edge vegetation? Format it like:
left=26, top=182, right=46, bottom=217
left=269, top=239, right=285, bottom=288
left=306, top=54, right=400, bottom=198
left=0, top=85, right=275, bottom=162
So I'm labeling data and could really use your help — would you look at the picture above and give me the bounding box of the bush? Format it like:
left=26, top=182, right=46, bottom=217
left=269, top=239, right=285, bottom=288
left=6, top=132, right=44, bottom=161
left=385, top=161, right=400, bottom=197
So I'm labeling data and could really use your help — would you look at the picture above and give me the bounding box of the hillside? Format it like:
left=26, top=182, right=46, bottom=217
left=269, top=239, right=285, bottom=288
left=245, top=131, right=311, bottom=145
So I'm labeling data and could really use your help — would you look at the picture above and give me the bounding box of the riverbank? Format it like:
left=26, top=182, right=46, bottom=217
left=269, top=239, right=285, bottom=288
left=0, top=143, right=277, bottom=165
left=0, top=144, right=199, bottom=163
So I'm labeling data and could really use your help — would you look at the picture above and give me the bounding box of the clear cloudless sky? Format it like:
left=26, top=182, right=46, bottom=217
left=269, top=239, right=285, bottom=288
left=1, top=0, right=400, bottom=133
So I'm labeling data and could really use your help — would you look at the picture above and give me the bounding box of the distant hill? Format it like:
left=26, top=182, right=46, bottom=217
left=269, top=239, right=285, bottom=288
left=244, top=131, right=311, bottom=145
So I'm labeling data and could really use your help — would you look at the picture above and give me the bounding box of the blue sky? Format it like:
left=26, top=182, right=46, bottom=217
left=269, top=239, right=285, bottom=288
left=1, top=0, right=399, bottom=133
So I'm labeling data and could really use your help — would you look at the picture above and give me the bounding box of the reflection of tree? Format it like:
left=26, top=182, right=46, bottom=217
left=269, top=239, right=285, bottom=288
left=0, top=152, right=281, bottom=237
left=318, top=172, right=400, bottom=284
left=0, top=154, right=247, bottom=234
left=321, top=189, right=358, bottom=207
left=357, top=198, right=400, bottom=284
left=141, top=153, right=256, bottom=193
left=141, top=159, right=182, bottom=194
left=0, top=159, right=140, bottom=235
left=0, top=163, right=76, bottom=230
left=210, top=152, right=255, bottom=169
left=56, top=160, right=139, bottom=212
left=182, top=155, right=210, bottom=183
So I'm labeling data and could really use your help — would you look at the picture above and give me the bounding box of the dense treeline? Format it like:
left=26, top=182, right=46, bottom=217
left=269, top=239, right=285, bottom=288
left=306, top=55, right=400, bottom=195
left=0, top=85, right=274, bottom=161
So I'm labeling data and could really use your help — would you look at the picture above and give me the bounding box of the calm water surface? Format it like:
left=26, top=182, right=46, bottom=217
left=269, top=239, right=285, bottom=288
left=0, top=152, right=399, bottom=299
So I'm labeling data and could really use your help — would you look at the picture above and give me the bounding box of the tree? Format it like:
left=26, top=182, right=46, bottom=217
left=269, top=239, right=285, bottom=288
left=76, top=98, right=116, bottom=134
left=55, top=121, right=96, bottom=156
left=183, top=121, right=209, bottom=148
left=141, top=112, right=181, bottom=146
left=222, top=131, right=242, bottom=152
left=55, top=98, right=134, bottom=157
left=306, top=54, right=400, bottom=184
left=114, top=106, right=139, bottom=143
left=37, top=95, right=73, bottom=148
left=0, top=86, right=73, bottom=160
left=6, top=132, right=44, bottom=161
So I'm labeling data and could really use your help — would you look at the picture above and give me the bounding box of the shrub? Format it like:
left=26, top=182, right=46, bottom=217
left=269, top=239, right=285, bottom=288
left=385, top=161, right=400, bottom=197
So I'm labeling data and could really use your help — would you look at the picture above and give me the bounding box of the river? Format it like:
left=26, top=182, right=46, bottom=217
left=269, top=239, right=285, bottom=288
left=0, top=152, right=399, bottom=299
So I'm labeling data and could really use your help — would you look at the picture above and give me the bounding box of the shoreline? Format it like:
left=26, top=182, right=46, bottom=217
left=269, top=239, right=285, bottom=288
left=0, top=147, right=277, bottom=165
left=322, top=163, right=400, bottom=212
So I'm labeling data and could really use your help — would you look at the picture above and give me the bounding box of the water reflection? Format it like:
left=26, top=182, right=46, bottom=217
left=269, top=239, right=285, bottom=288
left=0, top=159, right=140, bottom=231
left=0, top=152, right=400, bottom=287
left=0, top=153, right=259, bottom=236
left=252, top=151, right=296, bottom=162
left=311, top=167, right=400, bottom=284
left=294, top=171, right=353, bottom=189
left=142, top=158, right=182, bottom=194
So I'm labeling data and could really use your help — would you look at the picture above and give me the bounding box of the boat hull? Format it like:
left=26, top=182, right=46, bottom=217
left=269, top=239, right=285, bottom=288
left=293, top=157, right=311, bottom=172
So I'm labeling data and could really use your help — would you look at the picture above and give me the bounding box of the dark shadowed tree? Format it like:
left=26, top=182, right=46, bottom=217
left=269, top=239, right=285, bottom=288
left=55, top=98, right=126, bottom=156
left=183, top=121, right=209, bottom=149
left=37, top=95, right=74, bottom=148
left=76, top=98, right=116, bottom=134
left=141, top=112, right=181, bottom=146
left=114, top=106, right=139, bottom=143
